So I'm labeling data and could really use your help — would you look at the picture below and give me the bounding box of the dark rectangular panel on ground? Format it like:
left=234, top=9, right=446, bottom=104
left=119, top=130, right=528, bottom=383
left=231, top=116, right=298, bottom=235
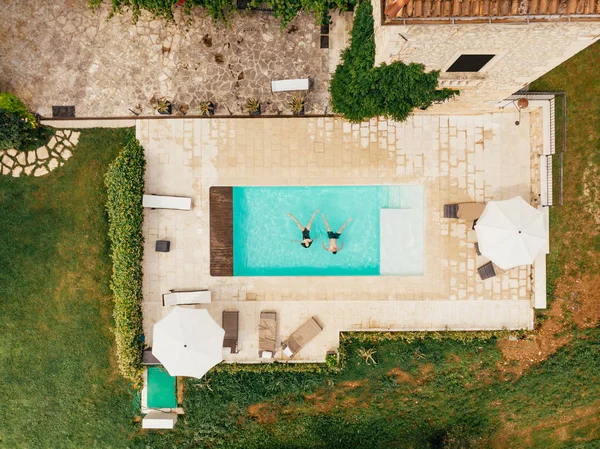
left=51, top=105, right=76, bottom=117
left=320, top=35, right=329, bottom=49
left=446, top=54, right=495, bottom=72
left=210, top=186, right=234, bottom=276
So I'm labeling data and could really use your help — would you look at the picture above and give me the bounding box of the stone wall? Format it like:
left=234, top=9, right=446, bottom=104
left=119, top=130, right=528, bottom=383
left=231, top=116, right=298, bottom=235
left=373, top=0, right=600, bottom=113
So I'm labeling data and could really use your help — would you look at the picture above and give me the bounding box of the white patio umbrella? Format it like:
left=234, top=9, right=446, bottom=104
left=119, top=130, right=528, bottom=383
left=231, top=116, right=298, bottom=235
left=474, top=196, right=547, bottom=270
left=153, top=307, right=225, bottom=379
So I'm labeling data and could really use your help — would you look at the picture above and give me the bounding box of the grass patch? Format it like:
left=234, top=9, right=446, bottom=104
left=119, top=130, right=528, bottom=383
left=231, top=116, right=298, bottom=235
left=0, top=128, right=136, bottom=448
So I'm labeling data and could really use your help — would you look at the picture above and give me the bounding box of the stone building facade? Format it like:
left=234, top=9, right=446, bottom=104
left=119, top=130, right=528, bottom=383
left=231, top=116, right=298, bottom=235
left=374, top=0, right=600, bottom=112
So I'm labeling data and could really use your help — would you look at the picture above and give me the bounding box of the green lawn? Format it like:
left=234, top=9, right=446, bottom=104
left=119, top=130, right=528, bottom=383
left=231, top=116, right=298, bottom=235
left=0, top=128, right=136, bottom=448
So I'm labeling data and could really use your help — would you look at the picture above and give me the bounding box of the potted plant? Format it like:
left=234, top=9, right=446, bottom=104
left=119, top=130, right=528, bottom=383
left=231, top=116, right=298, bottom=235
left=289, top=95, right=305, bottom=116
left=245, top=98, right=261, bottom=116
left=156, top=97, right=172, bottom=115
left=196, top=101, right=215, bottom=116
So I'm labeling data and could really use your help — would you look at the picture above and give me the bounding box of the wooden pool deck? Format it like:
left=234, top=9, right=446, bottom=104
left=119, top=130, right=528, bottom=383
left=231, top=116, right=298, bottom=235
left=209, top=187, right=234, bottom=276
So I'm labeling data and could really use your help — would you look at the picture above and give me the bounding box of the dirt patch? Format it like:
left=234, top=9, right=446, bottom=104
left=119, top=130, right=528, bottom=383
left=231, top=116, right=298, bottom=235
left=492, top=400, right=600, bottom=448
left=497, top=297, right=572, bottom=378
left=559, top=273, right=600, bottom=329
left=247, top=402, right=278, bottom=424
left=498, top=271, right=600, bottom=378
left=387, top=368, right=413, bottom=384
left=342, top=380, right=362, bottom=389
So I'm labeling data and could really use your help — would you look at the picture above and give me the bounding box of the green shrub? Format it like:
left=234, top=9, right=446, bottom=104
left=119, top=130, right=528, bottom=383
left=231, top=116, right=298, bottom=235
left=0, top=92, right=37, bottom=129
left=330, top=1, right=457, bottom=122
left=105, top=133, right=146, bottom=383
left=0, top=110, right=37, bottom=151
left=91, top=0, right=356, bottom=26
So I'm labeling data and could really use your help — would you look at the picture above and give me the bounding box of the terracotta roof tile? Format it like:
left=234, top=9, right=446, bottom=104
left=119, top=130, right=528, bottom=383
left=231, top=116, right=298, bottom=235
left=383, top=0, right=600, bottom=23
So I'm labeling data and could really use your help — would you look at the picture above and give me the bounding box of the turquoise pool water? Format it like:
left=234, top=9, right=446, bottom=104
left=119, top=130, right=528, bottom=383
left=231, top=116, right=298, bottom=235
left=233, top=185, right=423, bottom=276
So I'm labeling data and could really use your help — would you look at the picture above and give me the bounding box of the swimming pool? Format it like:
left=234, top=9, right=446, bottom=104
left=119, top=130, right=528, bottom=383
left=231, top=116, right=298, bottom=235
left=232, top=185, right=424, bottom=276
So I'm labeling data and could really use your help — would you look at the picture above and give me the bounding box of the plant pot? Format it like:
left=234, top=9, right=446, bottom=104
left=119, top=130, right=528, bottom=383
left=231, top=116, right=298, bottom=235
left=158, top=103, right=172, bottom=115
left=207, top=101, right=215, bottom=116
left=249, top=105, right=261, bottom=116
left=294, top=106, right=305, bottom=116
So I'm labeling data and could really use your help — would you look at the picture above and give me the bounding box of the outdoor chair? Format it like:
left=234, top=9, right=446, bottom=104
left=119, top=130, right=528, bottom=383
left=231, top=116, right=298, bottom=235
left=143, top=194, right=192, bottom=211
left=222, top=311, right=239, bottom=354
left=258, top=311, right=277, bottom=359
left=162, top=290, right=211, bottom=306
left=477, top=261, right=497, bottom=280
left=443, top=202, right=486, bottom=220
left=282, top=316, right=324, bottom=358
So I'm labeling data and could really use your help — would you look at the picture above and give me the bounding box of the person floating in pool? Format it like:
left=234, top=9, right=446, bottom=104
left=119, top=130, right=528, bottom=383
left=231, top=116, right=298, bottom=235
left=288, top=209, right=319, bottom=248
left=321, top=214, right=352, bottom=255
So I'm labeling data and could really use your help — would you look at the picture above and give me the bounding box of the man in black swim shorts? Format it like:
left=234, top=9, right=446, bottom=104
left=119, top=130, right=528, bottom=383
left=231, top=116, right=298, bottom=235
left=321, top=214, right=352, bottom=254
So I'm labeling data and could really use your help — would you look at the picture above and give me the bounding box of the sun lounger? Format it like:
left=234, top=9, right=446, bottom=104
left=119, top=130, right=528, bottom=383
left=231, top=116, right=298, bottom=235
left=142, top=411, right=178, bottom=429
left=271, top=78, right=310, bottom=93
left=143, top=194, right=192, bottom=211
left=162, top=290, right=211, bottom=306
left=142, top=348, right=161, bottom=365
left=443, top=202, right=486, bottom=220
left=477, top=261, right=497, bottom=280
left=222, top=311, right=239, bottom=354
left=259, top=311, right=277, bottom=359
left=282, top=316, right=323, bottom=358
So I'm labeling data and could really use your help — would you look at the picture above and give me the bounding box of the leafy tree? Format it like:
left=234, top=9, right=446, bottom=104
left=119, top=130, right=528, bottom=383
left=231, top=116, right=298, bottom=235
left=330, top=1, right=457, bottom=123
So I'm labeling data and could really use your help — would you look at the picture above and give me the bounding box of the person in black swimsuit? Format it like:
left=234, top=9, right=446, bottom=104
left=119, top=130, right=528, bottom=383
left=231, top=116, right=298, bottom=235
left=321, top=214, right=352, bottom=254
left=288, top=209, right=319, bottom=248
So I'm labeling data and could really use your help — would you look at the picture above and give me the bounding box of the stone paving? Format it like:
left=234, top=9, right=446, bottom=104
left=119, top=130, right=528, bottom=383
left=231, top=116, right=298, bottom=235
left=0, top=1, right=331, bottom=118
left=136, top=111, right=541, bottom=362
left=0, top=130, right=80, bottom=177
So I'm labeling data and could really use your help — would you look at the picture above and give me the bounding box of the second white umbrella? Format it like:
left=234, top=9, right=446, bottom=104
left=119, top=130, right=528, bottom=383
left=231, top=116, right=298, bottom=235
left=153, top=307, right=225, bottom=379
left=475, top=196, right=547, bottom=270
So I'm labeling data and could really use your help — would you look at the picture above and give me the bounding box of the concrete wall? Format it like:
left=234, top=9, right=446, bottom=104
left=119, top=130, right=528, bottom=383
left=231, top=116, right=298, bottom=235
left=373, top=0, right=600, bottom=112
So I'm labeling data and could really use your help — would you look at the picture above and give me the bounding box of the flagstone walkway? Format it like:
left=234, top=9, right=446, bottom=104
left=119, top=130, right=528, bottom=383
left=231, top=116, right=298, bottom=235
left=0, top=130, right=80, bottom=177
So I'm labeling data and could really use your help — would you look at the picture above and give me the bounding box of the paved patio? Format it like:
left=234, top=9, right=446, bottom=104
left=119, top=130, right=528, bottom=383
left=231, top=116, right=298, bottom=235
left=0, top=0, right=332, bottom=117
left=138, top=111, right=540, bottom=362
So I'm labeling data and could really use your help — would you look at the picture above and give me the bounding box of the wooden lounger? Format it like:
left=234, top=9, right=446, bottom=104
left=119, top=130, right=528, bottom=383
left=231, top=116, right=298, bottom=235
left=443, top=202, right=486, bottom=220
left=222, top=311, right=239, bottom=354
left=143, top=194, right=192, bottom=211
left=162, top=290, right=211, bottom=306
left=282, top=316, right=323, bottom=358
left=259, top=311, right=277, bottom=359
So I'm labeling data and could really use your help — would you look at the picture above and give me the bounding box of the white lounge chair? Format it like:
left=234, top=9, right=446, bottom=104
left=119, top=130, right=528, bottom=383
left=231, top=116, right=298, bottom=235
left=143, top=194, right=192, bottom=211
left=271, top=78, right=310, bottom=93
left=142, top=411, right=178, bottom=429
left=162, top=290, right=212, bottom=306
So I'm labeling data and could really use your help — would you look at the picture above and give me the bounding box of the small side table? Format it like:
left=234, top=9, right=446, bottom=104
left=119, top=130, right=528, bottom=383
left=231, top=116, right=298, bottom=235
left=155, top=240, right=171, bottom=253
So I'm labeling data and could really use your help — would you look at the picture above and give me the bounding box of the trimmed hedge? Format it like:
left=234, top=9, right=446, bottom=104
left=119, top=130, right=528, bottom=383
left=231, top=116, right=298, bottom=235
left=0, top=110, right=36, bottom=151
left=105, top=133, right=146, bottom=383
left=0, top=92, right=37, bottom=129
left=330, top=1, right=457, bottom=122
left=91, top=0, right=356, bottom=26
